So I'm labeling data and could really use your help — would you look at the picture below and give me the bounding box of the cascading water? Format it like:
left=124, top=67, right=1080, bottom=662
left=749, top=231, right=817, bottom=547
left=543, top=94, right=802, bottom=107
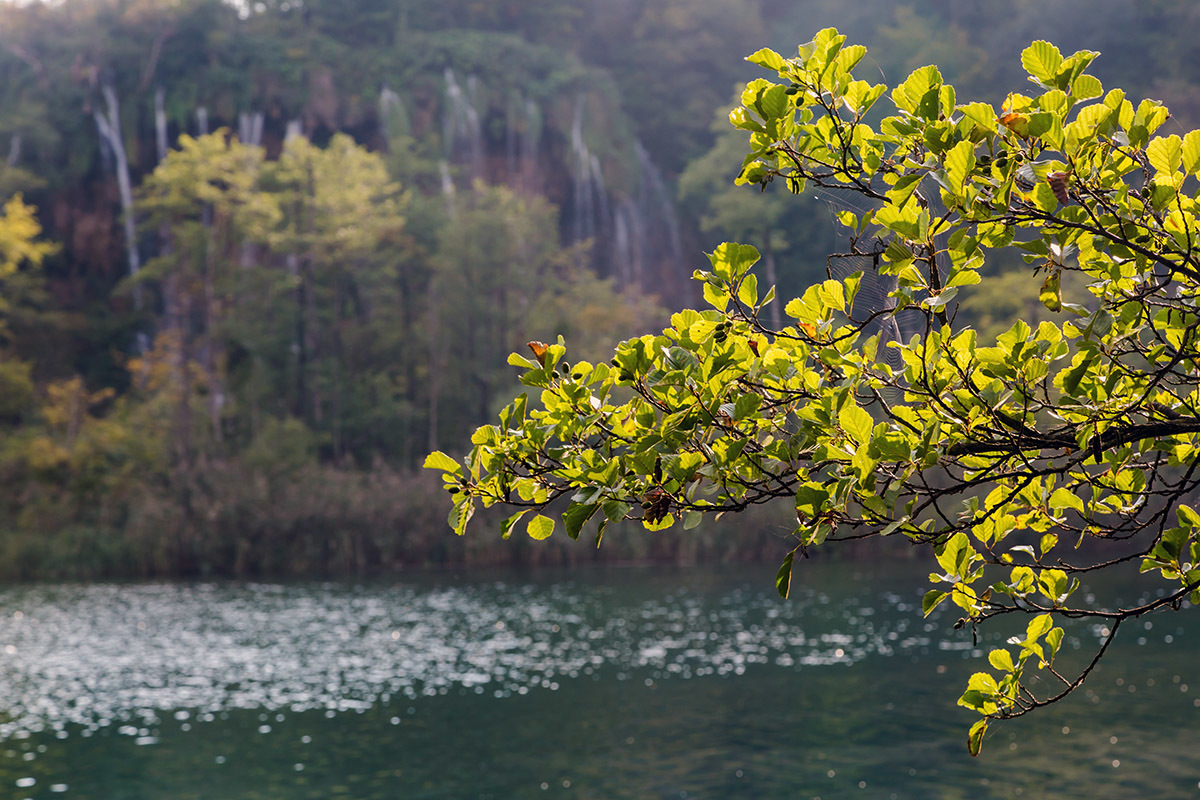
left=520, top=98, right=541, bottom=192
left=611, top=199, right=643, bottom=286
left=633, top=139, right=683, bottom=270
left=196, top=107, right=209, bottom=136
left=504, top=93, right=542, bottom=193
left=442, top=68, right=483, bottom=185
left=379, top=86, right=404, bottom=142
left=568, top=95, right=610, bottom=265
left=437, top=160, right=456, bottom=216
left=389, top=80, right=687, bottom=296
left=154, top=86, right=168, bottom=162
left=285, top=119, right=303, bottom=142
left=6, top=133, right=20, bottom=166
left=238, top=111, right=264, bottom=146
left=93, top=83, right=141, bottom=291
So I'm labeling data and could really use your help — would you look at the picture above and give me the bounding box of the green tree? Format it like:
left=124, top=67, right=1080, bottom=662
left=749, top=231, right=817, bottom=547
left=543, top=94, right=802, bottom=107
left=261, top=133, right=406, bottom=458
left=426, top=181, right=666, bottom=452
left=138, top=131, right=278, bottom=459
left=432, top=30, right=1200, bottom=754
left=0, top=194, right=55, bottom=423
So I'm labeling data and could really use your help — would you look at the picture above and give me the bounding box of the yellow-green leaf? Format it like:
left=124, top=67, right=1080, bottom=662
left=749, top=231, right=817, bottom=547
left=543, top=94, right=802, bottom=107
left=1021, top=41, right=1063, bottom=85
left=839, top=403, right=874, bottom=445
left=1147, top=135, right=1183, bottom=176
left=527, top=514, right=555, bottom=540
left=945, top=139, right=976, bottom=192
left=424, top=450, right=463, bottom=476
left=1183, top=130, right=1200, bottom=175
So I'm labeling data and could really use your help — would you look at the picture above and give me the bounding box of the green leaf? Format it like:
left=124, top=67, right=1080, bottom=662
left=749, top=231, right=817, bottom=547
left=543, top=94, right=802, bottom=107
left=746, top=47, right=787, bottom=73
left=839, top=403, right=874, bottom=445
left=937, top=532, right=972, bottom=577
left=703, top=280, right=729, bottom=311
left=760, top=347, right=790, bottom=377
left=894, top=65, right=942, bottom=116
left=501, top=511, right=527, bottom=540
left=945, top=139, right=976, bottom=192
left=1049, top=487, right=1085, bottom=515
left=708, top=242, right=761, bottom=280
left=563, top=503, right=598, bottom=541
left=1071, top=73, right=1103, bottom=101
left=1045, top=627, right=1065, bottom=659
left=988, top=648, right=1015, bottom=672
left=957, top=102, right=997, bottom=134
left=776, top=551, right=795, bottom=599
left=1021, top=41, right=1063, bottom=85
left=1183, top=130, right=1200, bottom=175
left=795, top=482, right=830, bottom=519
left=1147, top=135, right=1183, bottom=176
left=424, top=450, right=463, bottom=476
left=922, top=589, right=948, bottom=617
left=758, top=84, right=789, bottom=120
left=603, top=500, right=632, bottom=523
left=449, top=498, right=475, bottom=537
left=527, top=514, right=555, bottom=541
left=968, top=720, right=988, bottom=757
left=1026, top=613, right=1053, bottom=641
left=738, top=273, right=759, bottom=307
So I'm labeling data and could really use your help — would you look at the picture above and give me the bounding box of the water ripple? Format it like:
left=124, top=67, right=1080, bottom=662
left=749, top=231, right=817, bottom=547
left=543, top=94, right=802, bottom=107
left=0, top=577, right=942, bottom=741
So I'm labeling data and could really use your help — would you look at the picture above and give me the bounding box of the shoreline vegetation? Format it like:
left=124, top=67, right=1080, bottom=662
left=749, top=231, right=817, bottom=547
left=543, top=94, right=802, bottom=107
left=0, top=463, right=920, bottom=580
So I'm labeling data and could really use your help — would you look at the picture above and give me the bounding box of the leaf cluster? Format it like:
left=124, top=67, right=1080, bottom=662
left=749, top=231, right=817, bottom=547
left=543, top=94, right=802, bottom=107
left=435, top=30, right=1200, bottom=753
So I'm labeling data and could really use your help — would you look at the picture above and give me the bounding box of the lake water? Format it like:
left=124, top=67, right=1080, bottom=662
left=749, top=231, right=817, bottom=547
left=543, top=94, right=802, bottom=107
left=0, top=562, right=1196, bottom=798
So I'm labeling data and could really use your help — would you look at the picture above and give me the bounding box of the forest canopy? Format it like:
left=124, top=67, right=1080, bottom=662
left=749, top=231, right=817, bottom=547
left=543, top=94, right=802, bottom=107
left=431, top=30, right=1200, bottom=754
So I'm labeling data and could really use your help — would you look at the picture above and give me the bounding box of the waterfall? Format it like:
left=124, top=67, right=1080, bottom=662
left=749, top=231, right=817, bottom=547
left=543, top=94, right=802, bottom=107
left=438, top=160, right=457, bottom=216
left=285, top=119, right=303, bottom=142
left=238, top=111, right=264, bottom=146
left=93, top=83, right=141, bottom=288
left=569, top=96, right=596, bottom=250
left=504, top=93, right=542, bottom=193
left=442, top=68, right=483, bottom=184
left=379, top=86, right=405, bottom=141
left=6, top=133, right=20, bottom=166
left=520, top=98, right=541, bottom=192
left=633, top=139, right=683, bottom=268
left=612, top=199, right=643, bottom=287
left=590, top=153, right=610, bottom=252
left=154, top=87, right=169, bottom=162
left=196, top=106, right=209, bottom=136
left=568, top=95, right=621, bottom=274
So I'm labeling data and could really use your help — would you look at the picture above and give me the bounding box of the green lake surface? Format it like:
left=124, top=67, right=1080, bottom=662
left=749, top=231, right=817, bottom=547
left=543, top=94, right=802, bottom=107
left=0, top=562, right=1196, bottom=798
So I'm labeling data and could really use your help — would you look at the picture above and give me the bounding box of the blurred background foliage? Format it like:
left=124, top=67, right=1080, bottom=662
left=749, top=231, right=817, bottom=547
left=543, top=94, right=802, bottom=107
left=0, top=0, right=1197, bottom=576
